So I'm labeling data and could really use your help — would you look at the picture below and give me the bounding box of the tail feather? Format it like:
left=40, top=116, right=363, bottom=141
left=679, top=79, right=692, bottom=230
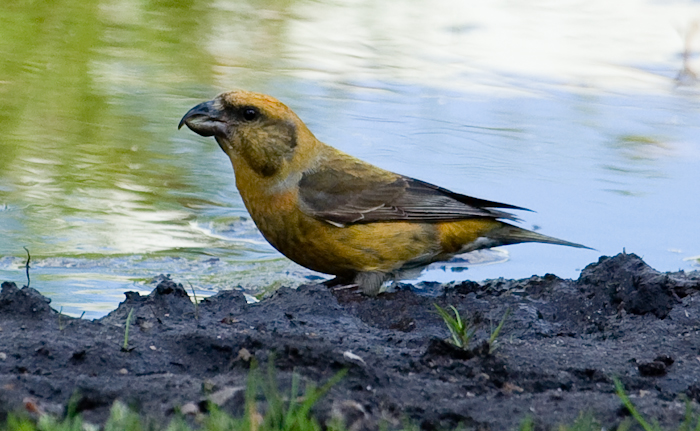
left=487, top=224, right=592, bottom=250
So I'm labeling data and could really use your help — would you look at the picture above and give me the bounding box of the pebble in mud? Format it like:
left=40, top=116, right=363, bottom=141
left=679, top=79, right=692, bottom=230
left=638, top=355, right=675, bottom=377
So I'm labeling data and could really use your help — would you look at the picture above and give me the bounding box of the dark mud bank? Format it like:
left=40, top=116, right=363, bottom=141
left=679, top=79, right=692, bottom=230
left=2, top=253, right=700, bottom=430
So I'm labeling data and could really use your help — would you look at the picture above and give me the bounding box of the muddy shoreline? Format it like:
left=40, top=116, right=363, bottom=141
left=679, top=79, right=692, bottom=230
left=1, top=253, right=700, bottom=430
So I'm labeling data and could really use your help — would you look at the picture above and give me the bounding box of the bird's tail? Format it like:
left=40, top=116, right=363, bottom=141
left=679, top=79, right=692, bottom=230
left=488, top=223, right=592, bottom=250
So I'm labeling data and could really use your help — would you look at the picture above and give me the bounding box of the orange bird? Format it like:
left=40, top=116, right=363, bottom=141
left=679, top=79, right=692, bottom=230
left=179, top=90, right=588, bottom=295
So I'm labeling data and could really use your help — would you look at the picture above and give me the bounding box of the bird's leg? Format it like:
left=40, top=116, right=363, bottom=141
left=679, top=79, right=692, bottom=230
left=354, top=271, right=391, bottom=296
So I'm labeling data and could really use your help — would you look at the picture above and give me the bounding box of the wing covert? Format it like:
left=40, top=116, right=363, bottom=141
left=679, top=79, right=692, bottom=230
left=297, top=166, right=527, bottom=226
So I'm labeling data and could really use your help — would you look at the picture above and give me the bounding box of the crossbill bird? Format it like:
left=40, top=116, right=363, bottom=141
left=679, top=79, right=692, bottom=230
left=179, top=90, right=589, bottom=295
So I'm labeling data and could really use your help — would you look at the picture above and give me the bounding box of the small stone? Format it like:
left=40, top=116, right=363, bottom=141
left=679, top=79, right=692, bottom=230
left=180, top=403, right=200, bottom=415
left=23, top=397, right=44, bottom=415
left=119, top=368, right=128, bottom=375
left=237, top=348, right=252, bottom=362
left=502, top=382, right=524, bottom=394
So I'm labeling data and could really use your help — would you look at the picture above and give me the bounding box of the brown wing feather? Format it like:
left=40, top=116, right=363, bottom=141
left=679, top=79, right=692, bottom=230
left=297, top=166, right=528, bottom=225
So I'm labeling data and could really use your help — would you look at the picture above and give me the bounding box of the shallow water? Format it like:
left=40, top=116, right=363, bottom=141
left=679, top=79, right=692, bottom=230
left=1, top=0, right=699, bottom=318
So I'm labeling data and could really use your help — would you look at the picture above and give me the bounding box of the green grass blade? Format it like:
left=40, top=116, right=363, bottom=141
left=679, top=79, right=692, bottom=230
left=122, top=308, right=134, bottom=351
left=283, top=372, right=300, bottom=429
left=613, top=377, right=657, bottom=431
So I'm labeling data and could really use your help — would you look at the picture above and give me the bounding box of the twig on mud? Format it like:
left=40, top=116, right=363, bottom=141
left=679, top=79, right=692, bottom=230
left=148, top=305, right=163, bottom=324
left=122, top=308, right=134, bottom=352
left=187, top=281, right=199, bottom=320
left=22, top=246, right=31, bottom=288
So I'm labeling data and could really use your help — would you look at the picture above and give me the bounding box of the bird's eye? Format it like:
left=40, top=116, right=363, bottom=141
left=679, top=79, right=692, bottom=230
left=242, top=107, right=259, bottom=121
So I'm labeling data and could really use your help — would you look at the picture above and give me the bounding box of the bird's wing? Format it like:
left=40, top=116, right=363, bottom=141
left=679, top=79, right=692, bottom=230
left=297, top=164, right=527, bottom=226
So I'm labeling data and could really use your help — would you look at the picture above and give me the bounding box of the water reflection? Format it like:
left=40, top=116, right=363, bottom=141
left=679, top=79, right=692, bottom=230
left=1, top=0, right=699, bottom=317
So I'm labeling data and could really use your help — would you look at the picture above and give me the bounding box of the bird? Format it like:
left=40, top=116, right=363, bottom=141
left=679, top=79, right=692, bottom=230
left=179, top=90, right=589, bottom=295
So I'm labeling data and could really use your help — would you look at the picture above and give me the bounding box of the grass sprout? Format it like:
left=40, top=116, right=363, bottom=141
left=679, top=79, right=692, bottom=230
left=1, top=361, right=347, bottom=431
left=121, top=308, right=134, bottom=352
left=433, top=303, right=475, bottom=349
left=488, top=308, right=511, bottom=353
left=255, top=359, right=348, bottom=431
left=519, top=412, right=607, bottom=431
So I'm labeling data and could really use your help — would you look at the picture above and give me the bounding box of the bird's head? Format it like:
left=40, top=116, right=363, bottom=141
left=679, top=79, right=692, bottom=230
left=179, top=90, right=317, bottom=179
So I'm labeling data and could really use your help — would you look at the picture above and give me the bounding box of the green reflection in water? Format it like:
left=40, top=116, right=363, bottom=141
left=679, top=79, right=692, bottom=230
left=1, top=0, right=233, bottom=257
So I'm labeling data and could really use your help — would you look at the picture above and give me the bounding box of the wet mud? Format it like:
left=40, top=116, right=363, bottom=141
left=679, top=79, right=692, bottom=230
left=1, top=253, right=700, bottom=430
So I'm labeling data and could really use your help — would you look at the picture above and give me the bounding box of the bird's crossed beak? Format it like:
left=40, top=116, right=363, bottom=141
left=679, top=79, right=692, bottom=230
left=178, top=100, right=228, bottom=138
